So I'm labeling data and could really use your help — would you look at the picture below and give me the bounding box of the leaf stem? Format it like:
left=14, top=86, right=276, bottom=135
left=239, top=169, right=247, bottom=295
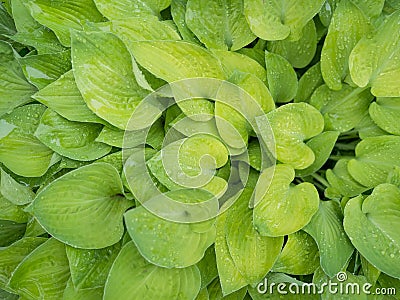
left=311, top=173, right=329, bottom=188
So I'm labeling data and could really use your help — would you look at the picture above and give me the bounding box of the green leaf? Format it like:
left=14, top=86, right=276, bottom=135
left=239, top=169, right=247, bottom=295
left=0, top=169, right=35, bottom=205
left=360, top=255, right=381, bottom=285
left=349, top=10, right=400, bottom=97
left=93, top=0, right=171, bottom=19
left=0, top=41, right=36, bottom=117
left=267, top=20, right=317, bottom=68
left=304, top=200, right=354, bottom=277
left=225, top=188, right=283, bottom=285
left=196, top=246, right=218, bottom=289
left=62, top=279, right=104, bottom=300
left=28, top=163, right=131, bottom=249
left=0, top=104, right=57, bottom=177
left=33, top=70, right=104, bottom=124
left=267, top=103, right=324, bottom=169
left=0, top=4, right=15, bottom=36
left=0, top=237, right=46, bottom=288
left=207, top=279, right=247, bottom=300
left=104, top=241, right=201, bottom=300
left=296, top=131, right=339, bottom=177
left=344, top=184, right=400, bottom=279
left=34, top=109, right=112, bottom=161
left=8, top=238, right=70, bottom=299
left=349, top=0, right=385, bottom=19
left=0, top=194, right=28, bottom=223
left=243, top=0, right=325, bottom=41
left=355, top=113, right=388, bottom=139
left=325, top=159, right=368, bottom=198
left=369, top=97, right=400, bottom=136
left=265, top=51, right=298, bottom=103
left=171, top=0, right=200, bottom=43
left=253, top=164, right=319, bottom=237
left=124, top=190, right=216, bottom=268
left=186, top=0, right=255, bottom=51
left=272, top=231, right=319, bottom=275
left=18, top=50, right=71, bottom=89
left=348, top=135, right=400, bottom=188
left=0, top=289, right=18, bottom=300
left=71, top=31, right=149, bottom=130
left=24, top=0, right=104, bottom=46
left=295, top=62, right=324, bottom=103
left=0, top=220, right=26, bottom=247
left=66, top=241, right=121, bottom=289
left=310, top=84, right=373, bottom=132
left=321, top=0, right=371, bottom=90
left=130, top=40, right=225, bottom=82
left=215, top=211, right=247, bottom=295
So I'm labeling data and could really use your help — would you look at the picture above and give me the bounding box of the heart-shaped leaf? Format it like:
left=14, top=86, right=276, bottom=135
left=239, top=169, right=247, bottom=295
left=243, top=0, right=325, bottom=41
left=104, top=241, right=201, bottom=299
left=253, top=164, right=319, bottom=237
left=225, top=188, right=283, bottom=286
left=34, top=109, right=112, bottom=161
left=71, top=31, right=149, bottom=129
left=267, top=103, right=324, bottom=169
left=344, top=184, right=400, bottom=279
left=27, top=163, right=131, bottom=249
left=369, top=97, right=400, bottom=136
left=0, top=104, right=57, bottom=177
left=8, top=238, right=70, bottom=300
left=124, top=189, right=216, bottom=268
left=349, top=10, right=400, bottom=97
left=310, top=84, right=373, bottom=132
left=304, top=200, right=354, bottom=277
left=348, top=135, right=400, bottom=188
left=186, top=0, right=255, bottom=51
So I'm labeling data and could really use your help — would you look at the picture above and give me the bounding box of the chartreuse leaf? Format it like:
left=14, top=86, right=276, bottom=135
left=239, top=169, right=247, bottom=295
left=0, top=169, right=35, bottom=205
left=320, top=0, right=371, bottom=90
left=0, top=237, right=46, bottom=288
left=355, top=113, right=388, bottom=139
left=186, top=0, right=255, bottom=51
left=310, top=84, right=373, bottom=132
left=207, top=279, right=247, bottom=300
left=27, top=163, right=131, bottom=249
left=195, top=288, right=208, bottom=300
left=267, top=103, right=324, bottom=169
left=0, top=41, right=36, bottom=117
left=62, top=279, right=103, bottom=300
left=304, top=200, right=354, bottom=277
left=265, top=51, right=298, bottom=103
left=71, top=31, right=149, bottom=130
left=348, top=136, right=400, bottom=188
left=196, top=246, right=218, bottom=289
left=369, top=97, right=400, bottom=136
left=8, top=238, right=70, bottom=300
left=18, top=50, right=71, bottom=89
left=65, top=241, right=121, bottom=289
left=273, top=231, right=319, bottom=275
left=0, top=104, right=58, bottom=177
left=171, top=0, right=200, bottom=43
left=325, top=159, right=368, bottom=198
left=32, top=70, right=104, bottom=124
left=344, top=184, right=400, bottom=279
left=268, top=20, right=317, bottom=68
left=296, top=131, right=339, bottom=177
left=349, top=10, right=400, bottom=97
left=0, top=194, right=28, bottom=223
left=93, top=0, right=171, bottom=19
left=24, top=0, right=104, bottom=47
left=215, top=211, right=247, bottom=295
left=253, top=164, right=319, bottom=237
left=124, top=189, right=216, bottom=268
left=295, top=62, right=324, bottom=103
left=360, top=255, right=380, bottom=285
left=225, top=188, right=283, bottom=286
left=212, top=51, right=266, bottom=81
left=34, top=109, right=111, bottom=161
left=349, top=0, right=385, bottom=19
left=243, top=0, right=325, bottom=41
left=104, top=241, right=201, bottom=300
